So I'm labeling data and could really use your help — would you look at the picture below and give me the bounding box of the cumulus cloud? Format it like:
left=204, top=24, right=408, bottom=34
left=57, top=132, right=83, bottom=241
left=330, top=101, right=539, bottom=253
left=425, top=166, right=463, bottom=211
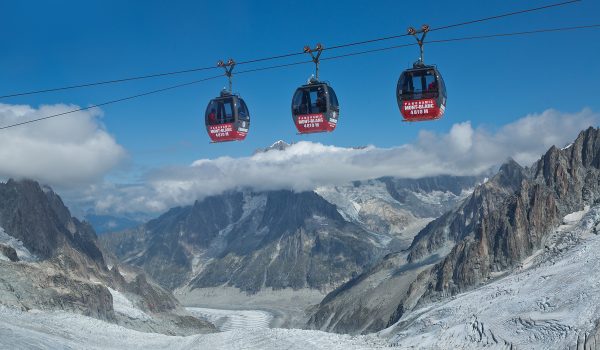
left=0, top=103, right=127, bottom=186
left=81, top=108, right=598, bottom=215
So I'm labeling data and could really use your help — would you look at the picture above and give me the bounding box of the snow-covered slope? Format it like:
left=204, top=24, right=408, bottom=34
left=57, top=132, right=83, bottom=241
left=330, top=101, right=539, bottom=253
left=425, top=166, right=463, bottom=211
left=0, top=306, right=387, bottom=350
left=382, top=205, right=600, bottom=349
left=6, top=202, right=600, bottom=350
left=108, top=288, right=151, bottom=321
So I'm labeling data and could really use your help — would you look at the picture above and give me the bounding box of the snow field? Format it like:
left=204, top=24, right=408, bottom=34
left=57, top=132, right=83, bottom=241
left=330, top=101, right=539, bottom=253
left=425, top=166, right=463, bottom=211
left=187, top=307, right=273, bottom=331
left=107, top=288, right=151, bottom=321
left=0, top=306, right=387, bottom=350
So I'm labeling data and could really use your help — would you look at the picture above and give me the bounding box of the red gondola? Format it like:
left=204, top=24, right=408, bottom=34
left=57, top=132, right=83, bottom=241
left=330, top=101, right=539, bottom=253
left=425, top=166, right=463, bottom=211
left=291, top=44, right=340, bottom=134
left=205, top=90, right=250, bottom=142
left=205, top=59, right=250, bottom=142
left=291, top=79, right=339, bottom=134
left=396, top=25, right=447, bottom=122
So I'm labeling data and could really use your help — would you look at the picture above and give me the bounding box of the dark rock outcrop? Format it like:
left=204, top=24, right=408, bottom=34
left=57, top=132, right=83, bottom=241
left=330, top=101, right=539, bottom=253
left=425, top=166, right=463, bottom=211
left=104, top=192, right=245, bottom=289
left=0, top=179, right=105, bottom=267
left=0, top=244, right=19, bottom=262
left=126, top=273, right=178, bottom=313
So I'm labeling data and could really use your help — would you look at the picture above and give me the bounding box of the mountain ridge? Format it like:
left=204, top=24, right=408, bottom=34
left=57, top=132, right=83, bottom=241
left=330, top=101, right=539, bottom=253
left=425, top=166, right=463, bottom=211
left=0, top=179, right=216, bottom=335
left=102, top=175, right=482, bottom=296
left=308, top=126, right=600, bottom=335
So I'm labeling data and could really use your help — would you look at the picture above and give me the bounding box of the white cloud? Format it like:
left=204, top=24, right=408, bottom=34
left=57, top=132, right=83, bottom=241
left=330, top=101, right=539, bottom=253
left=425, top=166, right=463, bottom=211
left=0, top=103, right=127, bottom=186
left=79, top=108, right=598, bottom=215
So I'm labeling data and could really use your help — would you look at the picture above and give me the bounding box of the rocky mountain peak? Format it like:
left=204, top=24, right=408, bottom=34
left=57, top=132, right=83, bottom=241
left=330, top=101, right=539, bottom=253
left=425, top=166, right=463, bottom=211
left=402, top=127, right=600, bottom=323
left=498, top=157, right=523, bottom=177
left=253, top=140, right=291, bottom=154
left=309, top=127, right=600, bottom=335
left=0, top=178, right=104, bottom=264
left=575, top=126, right=600, bottom=168
left=258, top=190, right=344, bottom=233
left=0, top=179, right=216, bottom=335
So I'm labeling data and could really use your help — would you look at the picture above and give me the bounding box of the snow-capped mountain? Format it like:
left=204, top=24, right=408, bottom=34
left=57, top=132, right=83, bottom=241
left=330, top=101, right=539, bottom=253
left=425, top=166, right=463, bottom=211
left=253, top=140, right=292, bottom=154
left=101, top=175, right=482, bottom=298
left=309, top=127, right=600, bottom=336
left=316, top=176, right=480, bottom=251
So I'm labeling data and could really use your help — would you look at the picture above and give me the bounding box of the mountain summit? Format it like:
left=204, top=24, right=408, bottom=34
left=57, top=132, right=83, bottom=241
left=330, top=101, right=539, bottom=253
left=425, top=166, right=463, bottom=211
left=253, top=140, right=291, bottom=154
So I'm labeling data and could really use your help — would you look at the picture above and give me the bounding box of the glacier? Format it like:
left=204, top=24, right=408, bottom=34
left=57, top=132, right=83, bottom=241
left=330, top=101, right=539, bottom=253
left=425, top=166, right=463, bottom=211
left=382, top=205, right=600, bottom=349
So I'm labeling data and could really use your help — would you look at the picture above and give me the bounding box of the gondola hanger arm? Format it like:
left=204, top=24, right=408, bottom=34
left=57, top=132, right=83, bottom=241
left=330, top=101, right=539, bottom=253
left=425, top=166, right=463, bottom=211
left=408, top=24, right=429, bottom=65
left=304, top=43, right=324, bottom=81
left=217, top=58, right=236, bottom=92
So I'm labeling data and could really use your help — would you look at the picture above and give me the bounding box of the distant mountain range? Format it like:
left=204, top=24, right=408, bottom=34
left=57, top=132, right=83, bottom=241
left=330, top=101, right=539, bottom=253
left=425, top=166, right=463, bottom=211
left=99, top=140, right=491, bottom=309
left=101, top=173, right=484, bottom=295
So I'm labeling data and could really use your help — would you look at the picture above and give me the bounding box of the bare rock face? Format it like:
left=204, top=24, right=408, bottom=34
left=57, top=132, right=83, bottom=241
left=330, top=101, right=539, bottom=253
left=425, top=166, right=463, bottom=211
left=0, top=179, right=105, bottom=268
left=126, top=273, right=178, bottom=313
left=190, top=191, right=379, bottom=293
left=103, top=192, right=246, bottom=289
left=105, top=190, right=382, bottom=293
left=408, top=159, right=526, bottom=264
left=0, top=244, right=19, bottom=262
left=0, top=261, right=116, bottom=321
left=0, top=179, right=216, bottom=335
left=426, top=180, right=558, bottom=296
left=572, top=320, right=600, bottom=350
left=45, top=272, right=116, bottom=321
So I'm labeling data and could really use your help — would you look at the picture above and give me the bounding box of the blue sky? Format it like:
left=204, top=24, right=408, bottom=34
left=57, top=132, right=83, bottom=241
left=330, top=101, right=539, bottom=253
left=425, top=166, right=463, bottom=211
left=0, top=0, right=599, bottom=214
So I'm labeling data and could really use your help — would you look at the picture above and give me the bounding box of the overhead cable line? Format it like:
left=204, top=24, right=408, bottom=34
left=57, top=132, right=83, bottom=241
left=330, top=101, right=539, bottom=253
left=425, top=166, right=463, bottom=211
left=0, top=23, right=598, bottom=131
left=428, top=0, right=582, bottom=32
left=324, top=0, right=582, bottom=51
left=0, top=75, right=223, bottom=130
left=320, top=24, right=600, bottom=61
left=0, top=0, right=582, bottom=100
